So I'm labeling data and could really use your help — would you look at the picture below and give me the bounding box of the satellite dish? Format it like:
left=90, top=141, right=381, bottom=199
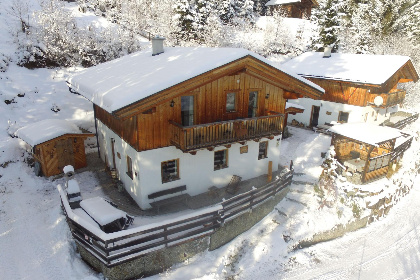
left=374, top=96, right=384, bottom=106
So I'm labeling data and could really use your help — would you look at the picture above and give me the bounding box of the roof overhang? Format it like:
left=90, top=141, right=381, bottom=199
left=112, top=55, right=324, bottom=120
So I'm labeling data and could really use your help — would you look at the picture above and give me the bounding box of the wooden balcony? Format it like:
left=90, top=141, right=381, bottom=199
left=169, top=113, right=284, bottom=152
left=369, top=90, right=406, bottom=108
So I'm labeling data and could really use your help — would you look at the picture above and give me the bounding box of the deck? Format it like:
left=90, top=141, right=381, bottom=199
left=169, top=113, right=284, bottom=152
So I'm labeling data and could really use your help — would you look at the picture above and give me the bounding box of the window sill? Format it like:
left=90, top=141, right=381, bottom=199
left=258, top=156, right=268, bottom=160
left=214, top=165, right=228, bottom=171
left=162, top=176, right=180, bottom=184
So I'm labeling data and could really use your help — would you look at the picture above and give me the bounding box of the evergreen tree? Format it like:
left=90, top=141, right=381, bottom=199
left=311, top=0, right=342, bottom=52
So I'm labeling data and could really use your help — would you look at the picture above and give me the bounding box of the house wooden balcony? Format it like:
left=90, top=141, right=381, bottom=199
left=368, top=90, right=406, bottom=108
left=169, top=113, right=284, bottom=152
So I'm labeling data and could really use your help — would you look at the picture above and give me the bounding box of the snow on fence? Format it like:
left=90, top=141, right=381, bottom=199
left=58, top=169, right=293, bottom=267
left=391, top=113, right=419, bottom=130
left=392, top=132, right=414, bottom=161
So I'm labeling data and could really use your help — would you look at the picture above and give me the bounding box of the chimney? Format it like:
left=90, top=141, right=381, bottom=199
left=152, top=36, right=165, bottom=56
left=323, top=46, right=332, bottom=58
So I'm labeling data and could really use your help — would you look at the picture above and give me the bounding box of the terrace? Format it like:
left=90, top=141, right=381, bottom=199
left=58, top=153, right=293, bottom=271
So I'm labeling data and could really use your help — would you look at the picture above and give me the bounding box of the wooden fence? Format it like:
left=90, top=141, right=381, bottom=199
left=170, top=114, right=284, bottom=152
left=392, top=113, right=419, bottom=130
left=392, top=133, right=414, bottom=161
left=58, top=169, right=293, bottom=267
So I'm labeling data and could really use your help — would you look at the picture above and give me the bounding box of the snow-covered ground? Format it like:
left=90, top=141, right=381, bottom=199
left=1, top=0, right=420, bottom=279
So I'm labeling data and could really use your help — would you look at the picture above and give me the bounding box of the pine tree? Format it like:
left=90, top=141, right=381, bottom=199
left=311, top=0, right=342, bottom=52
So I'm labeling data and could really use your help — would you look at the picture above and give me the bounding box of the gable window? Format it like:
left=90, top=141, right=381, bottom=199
left=258, top=141, right=268, bottom=160
left=226, top=92, right=237, bottom=113
left=162, top=159, right=179, bottom=183
left=338, top=111, right=349, bottom=123
left=214, top=149, right=228, bottom=170
left=126, top=156, right=133, bottom=179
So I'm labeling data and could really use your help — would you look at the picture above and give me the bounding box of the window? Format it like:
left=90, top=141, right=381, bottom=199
left=338, top=111, right=349, bottom=123
left=161, top=159, right=179, bottom=183
left=214, top=150, right=228, bottom=170
left=258, top=141, right=268, bottom=160
left=181, top=95, right=194, bottom=126
left=226, top=92, right=237, bottom=113
left=126, top=156, right=133, bottom=179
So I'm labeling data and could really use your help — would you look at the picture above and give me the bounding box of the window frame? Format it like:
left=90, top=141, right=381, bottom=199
left=214, top=149, right=228, bottom=170
left=126, top=155, right=133, bottom=179
left=161, top=159, right=180, bottom=183
left=258, top=141, right=268, bottom=160
left=225, top=91, right=239, bottom=113
left=338, top=111, right=349, bottom=123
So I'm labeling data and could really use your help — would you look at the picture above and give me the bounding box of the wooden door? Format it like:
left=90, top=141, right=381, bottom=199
left=310, top=105, right=320, bottom=127
left=247, top=91, right=259, bottom=118
left=111, top=138, right=117, bottom=169
left=57, top=138, right=75, bottom=172
left=181, top=95, right=194, bottom=126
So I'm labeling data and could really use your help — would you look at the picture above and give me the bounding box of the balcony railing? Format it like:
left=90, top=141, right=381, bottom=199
left=169, top=113, right=284, bottom=152
left=369, top=90, right=406, bottom=108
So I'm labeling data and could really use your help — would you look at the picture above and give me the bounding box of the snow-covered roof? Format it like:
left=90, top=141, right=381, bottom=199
left=80, top=197, right=127, bottom=226
left=68, top=47, right=324, bottom=113
left=286, top=102, right=305, bottom=110
left=265, top=0, right=300, bottom=5
left=328, top=123, right=402, bottom=146
left=15, top=119, right=82, bottom=147
left=282, top=52, right=411, bottom=85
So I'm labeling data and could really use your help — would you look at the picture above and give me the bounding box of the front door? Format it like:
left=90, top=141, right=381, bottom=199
left=110, top=138, right=116, bottom=169
left=248, top=91, right=258, bottom=118
left=57, top=138, right=75, bottom=172
left=310, top=105, right=320, bottom=127
left=181, top=95, right=194, bottom=126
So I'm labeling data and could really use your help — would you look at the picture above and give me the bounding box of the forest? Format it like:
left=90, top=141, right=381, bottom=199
left=5, top=0, right=420, bottom=71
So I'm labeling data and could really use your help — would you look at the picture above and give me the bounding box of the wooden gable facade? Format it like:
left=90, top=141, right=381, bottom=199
left=94, top=55, right=323, bottom=153
left=33, top=133, right=94, bottom=177
left=267, top=0, right=318, bottom=19
left=301, top=60, right=419, bottom=109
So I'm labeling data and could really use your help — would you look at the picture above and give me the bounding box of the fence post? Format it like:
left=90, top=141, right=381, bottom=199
left=164, top=226, right=168, bottom=247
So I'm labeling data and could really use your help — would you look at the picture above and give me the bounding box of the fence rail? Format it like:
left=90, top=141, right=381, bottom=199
left=59, top=169, right=293, bottom=267
left=170, top=114, right=284, bottom=152
left=392, top=113, right=419, bottom=130
left=392, top=134, right=414, bottom=161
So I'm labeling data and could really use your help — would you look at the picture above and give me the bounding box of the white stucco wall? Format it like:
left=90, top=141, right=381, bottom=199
left=97, top=120, right=282, bottom=209
left=287, top=98, right=395, bottom=126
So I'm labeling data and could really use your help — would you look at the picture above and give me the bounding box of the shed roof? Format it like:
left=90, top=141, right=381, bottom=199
left=67, top=47, right=324, bottom=114
left=265, top=0, right=318, bottom=6
left=266, top=0, right=300, bottom=5
left=328, top=123, right=402, bottom=146
left=282, top=52, right=417, bottom=85
left=16, top=119, right=83, bottom=147
left=285, top=102, right=305, bottom=110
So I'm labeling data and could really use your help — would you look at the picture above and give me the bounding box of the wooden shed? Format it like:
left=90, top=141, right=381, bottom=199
left=16, top=119, right=94, bottom=177
left=329, top=123, right=402, bottom=184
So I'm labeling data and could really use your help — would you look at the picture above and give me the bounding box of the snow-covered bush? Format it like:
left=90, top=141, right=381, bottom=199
left=0, top=54, right=10, bottom=72
left=12, top=0, right=141, bottom=68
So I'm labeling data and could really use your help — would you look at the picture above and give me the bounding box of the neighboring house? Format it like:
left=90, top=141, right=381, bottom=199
left=265, top=0, right=319, bottom=19
left=16, top=119, right=94, bottom=177
left=67, top=38, right=324, bottom=210
left=282, top=51, right=419, bottom=127
left=329, top=123, right=413, bottom=184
